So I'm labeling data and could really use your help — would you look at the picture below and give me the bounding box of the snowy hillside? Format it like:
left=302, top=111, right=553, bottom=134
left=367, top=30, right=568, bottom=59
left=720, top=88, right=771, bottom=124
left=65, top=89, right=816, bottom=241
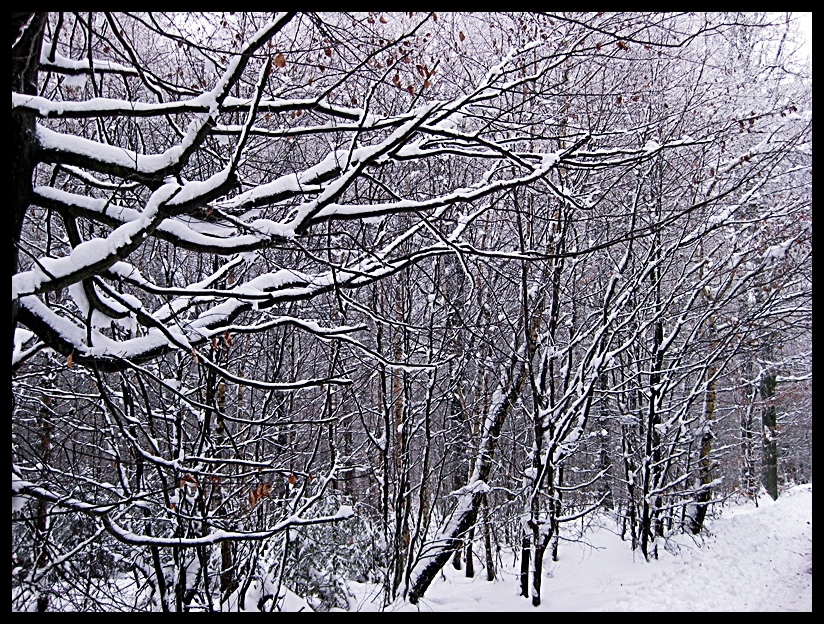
left=350, top=484, right=813, bottom=612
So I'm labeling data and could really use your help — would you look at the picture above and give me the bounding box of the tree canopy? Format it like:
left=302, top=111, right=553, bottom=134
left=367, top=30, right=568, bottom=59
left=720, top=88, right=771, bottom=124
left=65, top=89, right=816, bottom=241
left=12, top=12, right=811, bottom=611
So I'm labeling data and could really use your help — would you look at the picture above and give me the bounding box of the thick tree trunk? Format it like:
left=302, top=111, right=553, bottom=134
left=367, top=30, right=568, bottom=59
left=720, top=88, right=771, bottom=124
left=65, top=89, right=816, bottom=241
left=214, top=379, right=235, bottom=599
left=408, top=351, right=529, bottom=604
left=598, top=373, right=614, bottom=509
left=761, top=372, right=779, bottom=500
left=690, top=365, right=716, bottom=534
left=519, top=535, right=530, bottom=598
left=482, top=495, right=495, bottom=581
left=641, top=237, right=664, bottom=560
left=11, top=13, right=47, bottom=344
left=531, top=534, right=550, bottom=607
left=464, top=527, right=475, bottom=578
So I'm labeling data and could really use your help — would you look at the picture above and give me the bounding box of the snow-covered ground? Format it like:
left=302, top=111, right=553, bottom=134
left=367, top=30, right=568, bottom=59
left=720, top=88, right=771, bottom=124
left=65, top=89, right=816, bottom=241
left=349, top=484, right=812, bottom=612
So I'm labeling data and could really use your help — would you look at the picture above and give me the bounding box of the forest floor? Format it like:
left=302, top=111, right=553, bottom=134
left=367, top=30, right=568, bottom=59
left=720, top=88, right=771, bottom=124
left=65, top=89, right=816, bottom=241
left=346, top=483, right=812, bottom=612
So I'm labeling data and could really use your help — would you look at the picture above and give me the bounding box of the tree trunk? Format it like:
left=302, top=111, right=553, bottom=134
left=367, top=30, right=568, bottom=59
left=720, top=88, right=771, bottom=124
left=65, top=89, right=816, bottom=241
left=761, top=372, right=779, bottom=500
left=641, top=225, right=665, bottom=560
left=531, top=534, right=550, bottom=607
left=408, top=349, right=529, bottom=604
left=482, top=495, right=495, bottom=581
left=451, top=544, right=462, bottom=570
left=215, top=380, right=235, bottom=599
left=690, top=365, right=716, bottom=534
left=519, top=535, right=530, bottom=598
left=11, top=13, right=47, bottom=345
left=598, top=373, right=614, bottom=509
left=465, top=527, right=475, bottom=578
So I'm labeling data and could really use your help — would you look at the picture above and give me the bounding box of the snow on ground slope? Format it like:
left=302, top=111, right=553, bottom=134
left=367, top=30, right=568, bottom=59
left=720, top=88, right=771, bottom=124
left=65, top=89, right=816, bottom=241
left=354, top=483, right=812, bottom=611
left=609, top=483, right=812, bottom=611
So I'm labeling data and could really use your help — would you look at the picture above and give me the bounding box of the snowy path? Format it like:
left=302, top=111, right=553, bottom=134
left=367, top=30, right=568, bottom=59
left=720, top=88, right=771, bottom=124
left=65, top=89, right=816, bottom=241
left=609, top=484, right=813, bottom=611
left=364, top=483, right=812, bottom=612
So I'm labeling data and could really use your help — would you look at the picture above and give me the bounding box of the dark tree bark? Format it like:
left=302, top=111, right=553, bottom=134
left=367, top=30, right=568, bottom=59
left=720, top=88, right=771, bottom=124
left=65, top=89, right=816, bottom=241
left=464, top=527, right=474, bottom=578
left=761, top=372, right=779, bottom=500
left=482, top=495, right=495, bottom=582
left=408, top=350, right=529, bottom=604
left=11, top=13, right=47, bottom=344
left=519, top=535, right=530, bottom=598
left=690, top=364, right=716, bottom=534
left=640, top=224, right=665, bottom=561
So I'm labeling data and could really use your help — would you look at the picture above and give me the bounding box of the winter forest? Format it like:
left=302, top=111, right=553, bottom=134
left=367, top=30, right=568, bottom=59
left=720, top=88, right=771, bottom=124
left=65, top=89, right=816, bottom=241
left=11, top=12, right=812, bottom=611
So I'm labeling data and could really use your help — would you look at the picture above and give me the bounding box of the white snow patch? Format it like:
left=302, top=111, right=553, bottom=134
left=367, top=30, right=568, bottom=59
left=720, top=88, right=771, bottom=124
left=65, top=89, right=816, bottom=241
left=643, top=139, right=661, bottom=153
left=352, top=484, right=812, bottom=611
left=764, top=238, right=794, bottom=260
